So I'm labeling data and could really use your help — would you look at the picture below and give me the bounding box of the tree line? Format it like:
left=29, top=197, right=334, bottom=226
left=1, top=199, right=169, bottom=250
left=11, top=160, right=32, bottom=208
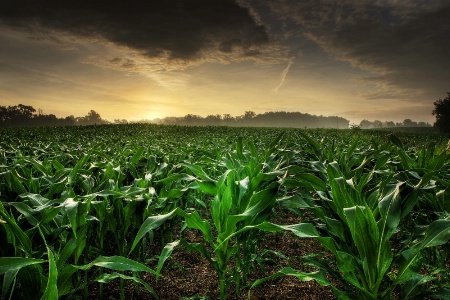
left=0, top=104, right=108, bottom=127
left=1, top=94, right=448, bottom=132
left=357, top=119, right=432, bottom=129
left=0, top=105, right=350, bottom=129
left=153, top=111, right=350, bottom=129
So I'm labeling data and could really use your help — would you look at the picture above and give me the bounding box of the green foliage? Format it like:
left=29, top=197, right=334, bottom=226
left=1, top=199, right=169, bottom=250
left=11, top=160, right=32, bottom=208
left=0, top=124, right=449, bottom=299
left=432, top=92, right=450, bottom=133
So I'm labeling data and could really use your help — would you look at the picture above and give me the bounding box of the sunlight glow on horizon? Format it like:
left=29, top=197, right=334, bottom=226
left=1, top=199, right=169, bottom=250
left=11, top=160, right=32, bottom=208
left=0, top=0, right=447, bottom=126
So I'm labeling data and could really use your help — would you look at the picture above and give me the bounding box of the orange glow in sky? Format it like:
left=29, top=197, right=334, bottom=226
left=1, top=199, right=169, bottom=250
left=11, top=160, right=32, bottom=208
left=1, top=0, right=448, bottom=125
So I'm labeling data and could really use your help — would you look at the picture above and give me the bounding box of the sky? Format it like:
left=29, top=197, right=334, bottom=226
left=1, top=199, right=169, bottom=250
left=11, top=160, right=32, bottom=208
left=0, top=0, right=449, bottom=124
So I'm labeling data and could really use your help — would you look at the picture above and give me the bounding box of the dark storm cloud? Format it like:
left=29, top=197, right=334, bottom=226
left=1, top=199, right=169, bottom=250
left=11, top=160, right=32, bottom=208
left=263, top=0, right=450, bottom=101
left=0, top=0, right=270, bottom=61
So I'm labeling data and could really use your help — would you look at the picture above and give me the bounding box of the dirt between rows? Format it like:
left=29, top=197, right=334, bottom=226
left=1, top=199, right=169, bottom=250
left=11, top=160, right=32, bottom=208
left=88, top=209, right=336, bottom=299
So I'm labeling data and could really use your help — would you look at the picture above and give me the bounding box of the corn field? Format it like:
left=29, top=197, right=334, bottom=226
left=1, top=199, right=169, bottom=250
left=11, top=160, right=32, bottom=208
left=1, top=124, right=449, bottom=299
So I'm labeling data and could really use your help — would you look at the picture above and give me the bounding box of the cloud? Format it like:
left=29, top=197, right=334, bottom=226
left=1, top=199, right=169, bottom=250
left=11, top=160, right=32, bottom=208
left=273, top=56, right=295, bottom=93
left=265, top=0, right=450, bottom=102
left=0, top=0, right=281, bottom=64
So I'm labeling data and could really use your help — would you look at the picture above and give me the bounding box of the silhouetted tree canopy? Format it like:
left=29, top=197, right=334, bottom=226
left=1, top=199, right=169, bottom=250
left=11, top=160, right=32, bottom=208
left=159, top=111, right=350, bottom=129
left=0, top=103, right=436, bottom=130
left=0, top=104, right=108, bottom=127
left=358, top=118, right=431, bottom=129
left=432, top=92, right=450, bottom=133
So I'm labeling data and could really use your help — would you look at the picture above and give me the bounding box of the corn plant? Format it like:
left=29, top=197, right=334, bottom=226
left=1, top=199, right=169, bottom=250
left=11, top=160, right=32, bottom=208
left=258, top=134, right=450, bottom=299
left=130, top=135, right=321, bottom=299
left=1, top=125, right=449, bottom=299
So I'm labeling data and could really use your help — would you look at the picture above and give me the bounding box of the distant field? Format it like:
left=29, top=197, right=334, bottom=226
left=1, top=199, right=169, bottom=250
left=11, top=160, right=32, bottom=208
left=1, top=124, right=449, bottom=299
left=367, top=126, right=439, bottom=134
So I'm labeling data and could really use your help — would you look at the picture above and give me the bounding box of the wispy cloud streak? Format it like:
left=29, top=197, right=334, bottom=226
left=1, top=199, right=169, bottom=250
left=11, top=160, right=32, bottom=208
left=273, top=57, right=295, bottom=93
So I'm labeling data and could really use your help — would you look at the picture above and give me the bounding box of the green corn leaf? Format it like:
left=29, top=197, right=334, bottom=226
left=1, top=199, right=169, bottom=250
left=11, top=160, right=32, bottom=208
left=8, top=202, right=39, bottom=227
left=421, top=288, right=450, bottom=299
left=248, top=139, right=257, bottom=157
left=336, top=251, right=364, bottom=290
left=236, top=136, right=244, bottom=159
left=39, top=206, right=62, bottom=225
left=416, top=218, right=450, bottom=248
left=68, top=154, right=90, bottom=185
left=324, top=217, right=346, bottom=242
left=95, top=190, right=123, bottom=197
left=299, top=132, right=322, bottom=153
left=130, top=146, right=145, bottom=164
left=16, top=264, right=44, bottom=300
left=387, top=134, right=404, bottom=149
left=56, top=265, right=78, bottom=297
left=4, top=170, right=27, bottom=195
left=40, top=247, right=58, bottom=300
left=95, top=272, right=158, bottom=299
left=74, top=227, right=87, bottom=264
left=197, top=180, right=217, bottom=195
left=217, top=221, right=319, bottom=251
left=56, top=237, right=78, bottom=271
left=0, top=257, right=46, bottom=276
left=181, top=210, right=213, bottom=244
left=91, top=256, right=157, bottom=274
left=58, top=256, right=158, bottom=280
left=155, top=173, right=195, bottom=184
left=400, top=275, right=434, bottom=299
left=268, top=131, right=284, bottom=150
left=23, top=158, right=48, bottom=175
left=0, top=205, right=33, bottom=256
left=61, top=198, right=79, bottom=237
left=179, top=163, right=214, bottom=182
left=211, top=195, right=222, bottom=232
left=218, top=187, right=278, bottom=242
left=130, top=209, right=178, bottom=254
left=301, top=173, right=327, bottom=191
left=397, top=218, right=450, bottom=284
left=241, top=187, right=277, bottom=216
left=22, top=193, right=52, bottom=207
left=156, top=240, right=180, bottom=282
left=2, top=269, right=19, bottom=300
left=343, top=206, right=379, bottom=289
left=52, top=160, right=64, bottom=171
left=249, top=267, right=330, bottom=299
left=376, top=183, right=402, bottom=277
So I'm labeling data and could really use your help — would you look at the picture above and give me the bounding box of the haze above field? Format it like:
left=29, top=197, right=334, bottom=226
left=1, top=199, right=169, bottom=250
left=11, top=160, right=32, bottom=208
left=0, top=0, right=449, bottom=124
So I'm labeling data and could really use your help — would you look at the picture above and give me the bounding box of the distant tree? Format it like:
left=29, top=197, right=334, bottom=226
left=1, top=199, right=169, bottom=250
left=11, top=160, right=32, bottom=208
left=183, top=114, right=202, bottom=125
left=87, top=110, right=103, bottom=123
left=244, top=111, right=256, bottom=119
left=65, top=115, right=76, bottom=125
left=205, top=114, right=222, bottom=125
left=432, top=92, right=450, bottom=133
left=76, top=110, right=107, bottom=125
left=403, top=119, right=418, bottom=127
left=385, top=121, right=395, bottom=128
left=0, top=104, right=36, bottom=126
left=0, top=106, right=7, bottom=124
left=359, top=119, right=372, bottom=129
left=417, top=121, right=431, bottom=127
left=222, top=114, right=235, bottom=125
left=373, top=120, right=383, bottom=128
left=19, top=104, right=36, bottom=118
left=114, top=119, right=128, bottom=124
